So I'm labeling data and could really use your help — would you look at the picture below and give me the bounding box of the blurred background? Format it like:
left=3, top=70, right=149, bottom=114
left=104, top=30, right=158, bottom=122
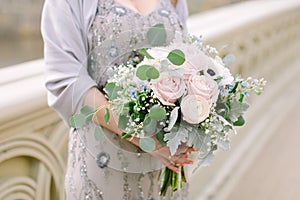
left=0, top=0, right=300, bottom=199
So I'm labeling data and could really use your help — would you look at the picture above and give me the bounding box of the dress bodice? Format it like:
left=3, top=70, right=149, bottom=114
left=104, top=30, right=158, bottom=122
left=88, top=0, right=183, bottom=86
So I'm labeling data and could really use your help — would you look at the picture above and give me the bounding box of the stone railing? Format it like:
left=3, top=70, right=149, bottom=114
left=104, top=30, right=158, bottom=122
left=187, top=1, right=300, bottom=199
left=0, top=1, right=300, bottom=199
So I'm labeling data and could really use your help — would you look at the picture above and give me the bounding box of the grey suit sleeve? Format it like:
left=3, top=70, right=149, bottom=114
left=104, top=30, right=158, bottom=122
left=41, top=0, right=97, bottom=125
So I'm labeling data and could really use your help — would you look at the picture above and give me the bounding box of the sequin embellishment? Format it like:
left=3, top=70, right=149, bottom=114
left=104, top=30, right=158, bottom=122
left=112, top=5, right=127, bottom=16
left=158, top=8, right=170, bottom=17
left=96, top=152, right=110, bottom=168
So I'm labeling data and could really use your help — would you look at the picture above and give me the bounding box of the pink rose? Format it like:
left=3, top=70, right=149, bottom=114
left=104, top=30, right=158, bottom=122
left=187, top=75, right=219, bottom=104
left=181, top=95, right=210, bottom=124
left=151, top=72, right=186, bottom=106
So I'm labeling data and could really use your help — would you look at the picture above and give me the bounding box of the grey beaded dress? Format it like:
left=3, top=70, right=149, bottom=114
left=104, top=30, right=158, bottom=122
left=64, top=0, right=189, bottom=199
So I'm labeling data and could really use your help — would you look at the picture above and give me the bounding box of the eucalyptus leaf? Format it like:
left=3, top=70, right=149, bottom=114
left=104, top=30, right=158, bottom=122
left=80, top=105, right=96, bottom=116
left=147, top=23, right=167, bottom=46
left=94, top=126, right=104, bottom=141
left=69, top=114, right=86, bottom=128
left=146, top=67, right=160, bottom=79
left=104, top=82, right=122, bottom=100
left=143, top=117, right=157, bottom=134
left=149, top=105, right=166, bottom=120
left=80, top=105, right=95, bottom=123
left=136, top=65, right=160, bottom=80
left=118, top=115, right=130, bottom=130
left=139, top=48, right=154, bottom=59
left=140, top=137, right=156, bottom=152
left=167, top=49, right=185, bottom=66
left=104, top=108, right=110, bottom=124
left=156, top=130, right=167, bottom=146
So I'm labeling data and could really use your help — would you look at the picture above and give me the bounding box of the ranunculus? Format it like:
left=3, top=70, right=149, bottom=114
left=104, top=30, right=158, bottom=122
left=205, top=57, right=234, bottom=86
left=180, top=95, right=210, bottom=124
left=187, top=75, right=219, bottom=104
left=151, top=72, right=186, bottom=106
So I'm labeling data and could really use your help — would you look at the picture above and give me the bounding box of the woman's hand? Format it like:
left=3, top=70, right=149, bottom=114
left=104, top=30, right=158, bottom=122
left=150, top=143, right=195, bottom=173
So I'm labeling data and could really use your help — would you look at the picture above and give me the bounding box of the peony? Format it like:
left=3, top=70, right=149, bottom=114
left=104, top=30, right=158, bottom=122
left=180, top=95, right=210, bottom=124
left=187, top=75, right=219, bottom=104
left=151, top=72, right=186, bottom=106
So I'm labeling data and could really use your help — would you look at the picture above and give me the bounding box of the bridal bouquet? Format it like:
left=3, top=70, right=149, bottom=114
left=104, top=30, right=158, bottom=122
left=70, top=31, right=266, bottom=196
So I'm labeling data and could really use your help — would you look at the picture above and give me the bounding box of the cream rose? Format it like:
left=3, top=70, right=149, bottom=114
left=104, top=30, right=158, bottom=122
left=187, top=75, right=219, bottom=104
left=151, top=72, right=186, bottom=106
left=180, top=95, right=210, bottom=124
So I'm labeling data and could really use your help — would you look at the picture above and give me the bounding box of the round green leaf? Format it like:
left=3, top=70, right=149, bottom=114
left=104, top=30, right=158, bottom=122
left=118, top=115, right=130, bottom=130
left=136, top=65, right=160, bottom=80
left=94, top=126, right=104, bottom=141
left=149, top=105, right=166, bottom=120
left=167, top=49, right=185, bottom=66
left=69, top=114, right=86, bottom=128
left=143, top=117, right=157, bottom=134
left=146, top=67, right=160, bottom=79
left=104, top=108, right=110, bottom=124
left=147, top=23, right=167, bottom=46
left=140, top=137, right=156, bottom=152
left=136, top=65, right=152, bottom=80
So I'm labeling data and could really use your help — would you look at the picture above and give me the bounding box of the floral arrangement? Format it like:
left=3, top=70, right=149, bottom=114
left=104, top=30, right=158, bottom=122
left=70, top=30, right=266, bottom=196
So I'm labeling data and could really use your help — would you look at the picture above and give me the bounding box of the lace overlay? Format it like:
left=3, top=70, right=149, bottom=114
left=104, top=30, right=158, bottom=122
left=65, top=0, right=189, bottom=199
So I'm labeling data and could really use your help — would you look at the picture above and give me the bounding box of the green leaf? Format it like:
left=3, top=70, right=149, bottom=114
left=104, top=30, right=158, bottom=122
left=146, top=66, right=160, bottom=79
left=94, top=126, right=104, bottom=141
left=136, top=65, right=160, bottom=80
left=121, top=132, right=133, bottom=139
left=118, top=115, right=130, bottom=130
left=167, top=49, right=185, bottom=66
left=233, top=116, right=245, bottom=126
left=143, top=117, right=157, bottom=134
left=104, top=82, right=122, bottom=100
left=80, top=105, right=96, bottom=122
left=156, top=130, right=167, bottom=146
left=104, top=108, right=110, bottom=124
left=69, top=114, right=86, bottom=128
left=139, top=48, right=154, bottom=59
left=140, top=137, right=156, bottom=152
left=147, top=23, right=167, bottom=46
left=149, top=105, right=166, bottom=120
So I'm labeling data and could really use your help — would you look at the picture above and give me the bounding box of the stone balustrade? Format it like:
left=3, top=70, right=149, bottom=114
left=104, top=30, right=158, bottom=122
left=1, top=1, right=300, bottom=199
